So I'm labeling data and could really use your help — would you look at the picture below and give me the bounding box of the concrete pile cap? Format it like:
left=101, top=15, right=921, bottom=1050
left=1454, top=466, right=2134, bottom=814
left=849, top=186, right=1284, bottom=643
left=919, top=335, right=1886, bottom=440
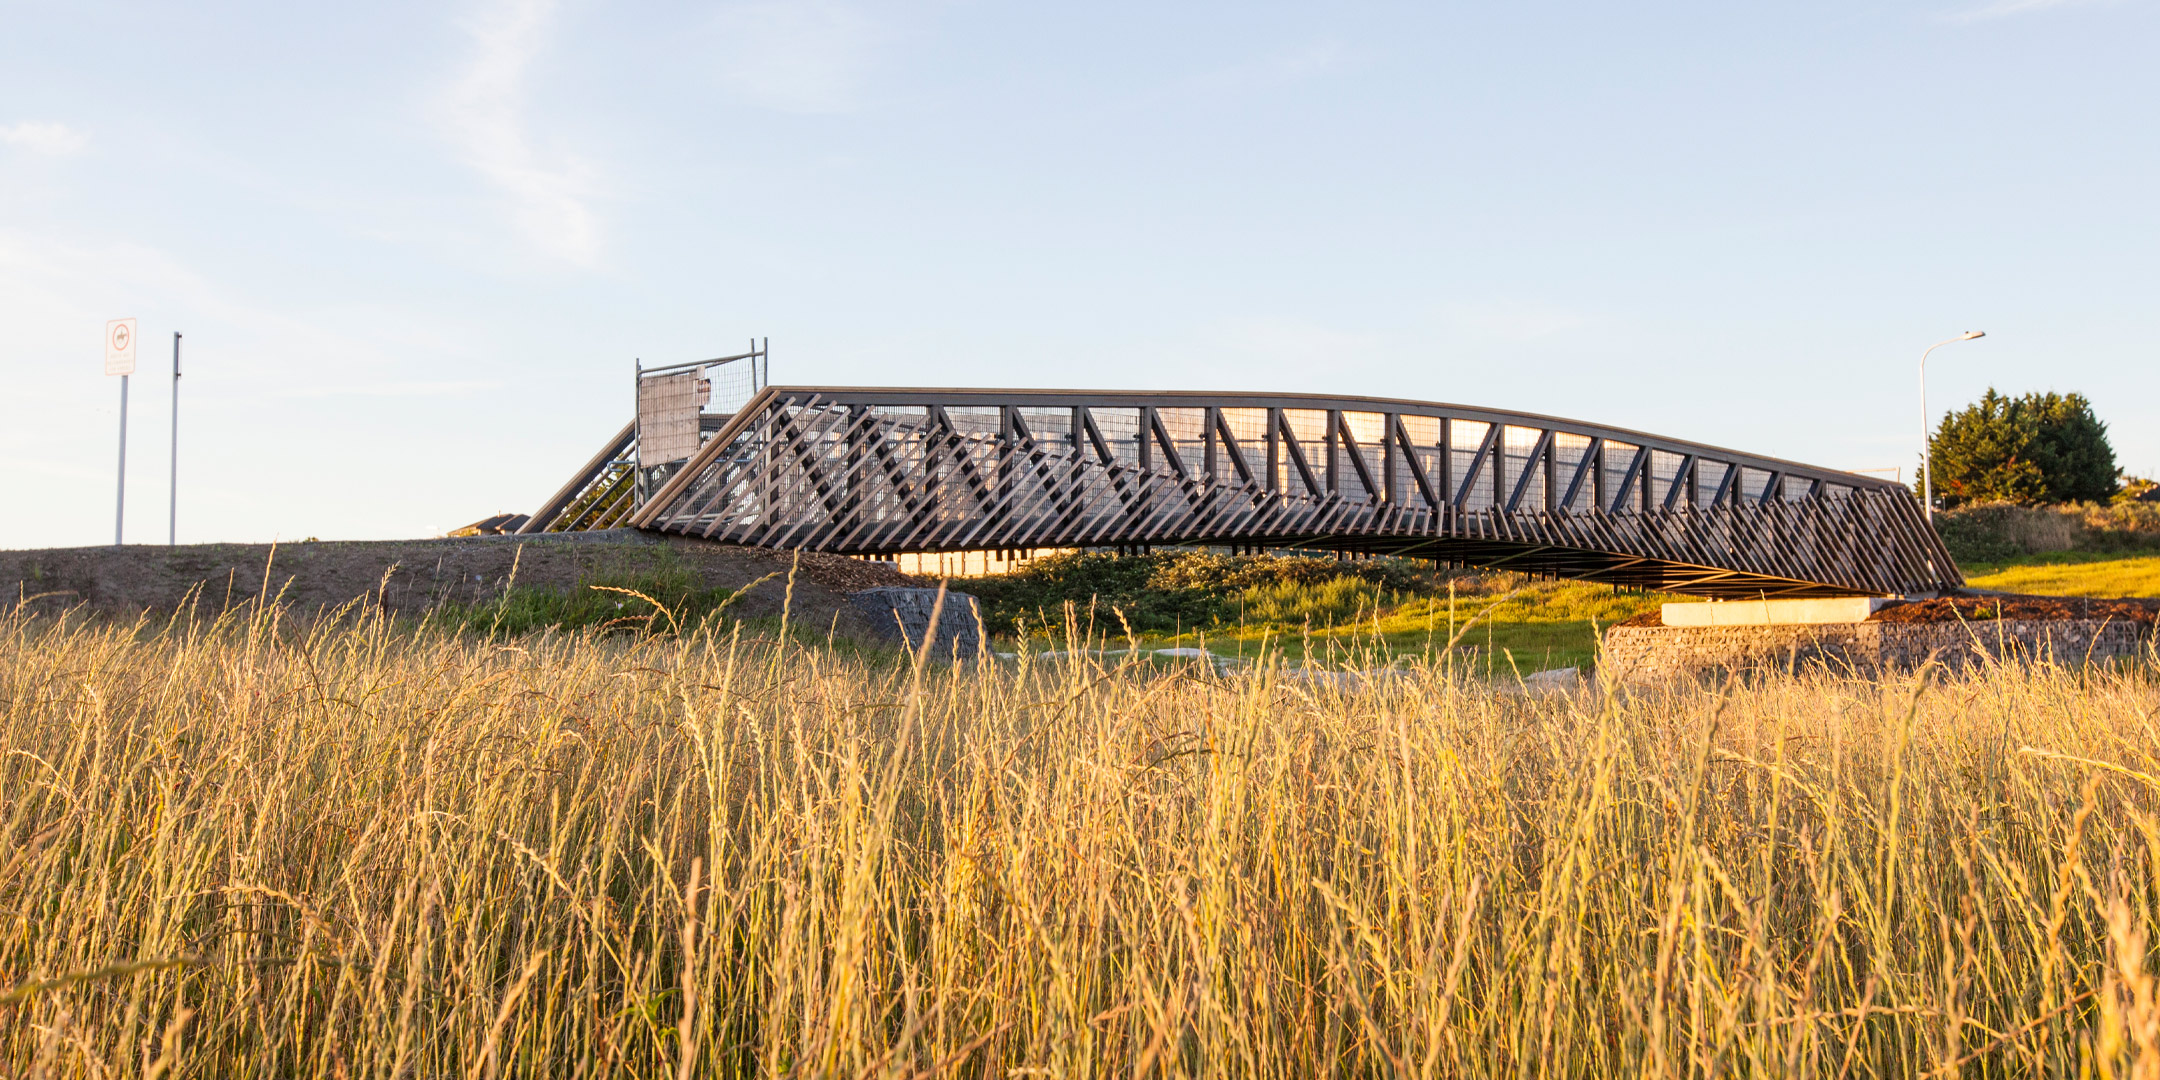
left=1662, top=597, right=1889, bottom=627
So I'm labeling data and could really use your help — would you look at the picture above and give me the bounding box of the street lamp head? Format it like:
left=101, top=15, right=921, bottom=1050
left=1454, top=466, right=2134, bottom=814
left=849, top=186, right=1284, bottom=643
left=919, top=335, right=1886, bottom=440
left=1961, top=330, right=1986, bottom=340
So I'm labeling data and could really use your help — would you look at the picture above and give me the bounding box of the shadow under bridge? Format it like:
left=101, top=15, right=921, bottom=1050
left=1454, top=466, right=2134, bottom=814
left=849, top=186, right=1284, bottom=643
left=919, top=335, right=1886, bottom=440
left=593, top=387, right=1960, bottom=599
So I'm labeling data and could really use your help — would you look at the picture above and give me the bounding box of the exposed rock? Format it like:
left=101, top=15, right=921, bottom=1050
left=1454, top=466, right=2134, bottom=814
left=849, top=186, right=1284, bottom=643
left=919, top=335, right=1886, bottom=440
left=848, top=587, right=984, bottom=660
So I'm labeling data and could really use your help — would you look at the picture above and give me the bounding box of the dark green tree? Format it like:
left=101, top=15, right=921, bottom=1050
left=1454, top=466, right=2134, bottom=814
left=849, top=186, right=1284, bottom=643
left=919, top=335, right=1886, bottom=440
left=1923, top=388, right=2117, bottom=507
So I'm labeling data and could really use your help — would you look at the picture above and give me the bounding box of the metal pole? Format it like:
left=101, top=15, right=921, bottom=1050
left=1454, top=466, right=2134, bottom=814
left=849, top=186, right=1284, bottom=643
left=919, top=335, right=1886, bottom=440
left=1918, top=331, right=1986, bottom=524
left=633, top=358, right=644, bottom=507
left=169, top=332, right=181, bottom=546
left=1919, top=346, right=1930, bottom=523
left=115, top=373, right=129, bottom=547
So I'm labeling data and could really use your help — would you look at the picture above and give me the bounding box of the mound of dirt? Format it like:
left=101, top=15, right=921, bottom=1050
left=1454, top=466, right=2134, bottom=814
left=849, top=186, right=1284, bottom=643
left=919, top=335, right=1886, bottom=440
left=1871, top=594, right=2158, bottom=625
left=0, top=529, right=923, bottom=640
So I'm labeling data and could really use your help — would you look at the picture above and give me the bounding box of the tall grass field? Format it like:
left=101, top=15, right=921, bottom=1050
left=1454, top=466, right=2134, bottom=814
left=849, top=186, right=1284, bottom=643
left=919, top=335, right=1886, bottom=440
left=5, top=599, right=2160, bottom=1077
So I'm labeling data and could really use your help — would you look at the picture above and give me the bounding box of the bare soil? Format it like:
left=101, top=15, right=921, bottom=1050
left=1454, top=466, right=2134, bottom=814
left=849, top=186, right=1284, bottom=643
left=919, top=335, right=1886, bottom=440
left=0, top=529, right=922, bottom=640
left=1870, top=594, right=2158, bottom=625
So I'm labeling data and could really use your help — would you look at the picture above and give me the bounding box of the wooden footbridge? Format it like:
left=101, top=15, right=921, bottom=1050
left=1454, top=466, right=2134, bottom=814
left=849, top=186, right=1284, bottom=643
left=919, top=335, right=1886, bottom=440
left=519, top=386, right=1961, bottom=599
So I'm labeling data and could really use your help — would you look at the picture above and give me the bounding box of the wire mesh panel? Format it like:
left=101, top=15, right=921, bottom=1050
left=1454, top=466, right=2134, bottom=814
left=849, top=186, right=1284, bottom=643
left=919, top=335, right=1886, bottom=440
left=605, top=387, right=1960, bottom=599
left=1221, top=408, right=1268, bottom=446
left=1554, top=433, right=1594, bottom=512
left=1696, top=461, right=1728, bottom=508
left=1016, top=407, right=1071, bottom=445
left=1503, top=426, right=1544, bottom=511
left=1390, top=415, right=1437, bottom=509
left=1342, top=411, right=1385, bottom=445
left=1086, top=408, right=1141, bottom=468
left=1740, top=467, right=1773, bottom=503
left=704, top=358, right=759, bottom=415
left=1338, top=412, right=1383, bottom=499
left=943, top=406, right=1000, bottom=438
left=1649, top=450, right=1686, bottom=508
left=1282, top=409, right=1327, bottom=445
left=1601, top=443, right=1640, bottom=512
left=1158, top=408, right=1206, bottom=479
left=1450, top=420, right=1492, bottom=511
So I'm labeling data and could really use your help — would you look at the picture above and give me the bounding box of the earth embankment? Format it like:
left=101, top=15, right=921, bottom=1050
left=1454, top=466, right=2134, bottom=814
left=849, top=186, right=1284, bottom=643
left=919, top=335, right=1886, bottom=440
left=1, top=529, right=916, bottom=639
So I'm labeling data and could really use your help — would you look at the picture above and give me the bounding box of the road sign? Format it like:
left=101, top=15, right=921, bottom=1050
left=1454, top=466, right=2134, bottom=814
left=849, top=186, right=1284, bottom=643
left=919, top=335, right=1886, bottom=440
left=105, top=318, right=137, bottom=376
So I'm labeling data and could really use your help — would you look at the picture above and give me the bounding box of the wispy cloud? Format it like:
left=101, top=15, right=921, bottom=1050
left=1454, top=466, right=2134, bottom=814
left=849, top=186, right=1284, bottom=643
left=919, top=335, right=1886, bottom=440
left=1945, top=0, right=2114, bottom=22
left=437, top=0, right=601, bottom=264
left=0, top=121, right=90, bottom=157
left=705, top=0, right=884, bottom=113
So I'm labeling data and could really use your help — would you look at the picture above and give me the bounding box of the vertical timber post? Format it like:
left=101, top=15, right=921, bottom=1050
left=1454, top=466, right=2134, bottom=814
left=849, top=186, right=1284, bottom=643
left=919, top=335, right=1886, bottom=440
left=1313, top=410, right=1330, bottom=494
left=1491, top=427, right=1506, bottom=512
left=1136, top=406, right=1154, bottom=528
left=1202, top=406, right=1219, bottom=487
left=1591, top=441, right=1604, bottom=512
left=1266, top=408, right=1282, bottom=497
left=998, top=405, right=1015, bottom=528
left=1437, top=417, right=1453, bottom=532
left=1543, top=431, right=1557, bottom=511
left=1382, top=413, right=1397, bottom=505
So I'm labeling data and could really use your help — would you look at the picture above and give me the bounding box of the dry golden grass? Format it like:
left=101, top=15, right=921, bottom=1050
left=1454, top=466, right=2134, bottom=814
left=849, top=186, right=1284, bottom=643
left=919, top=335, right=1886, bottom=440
left=4, top=599, right=2160, bottom=1077
left=1965, top=555, right=2160, bottom=600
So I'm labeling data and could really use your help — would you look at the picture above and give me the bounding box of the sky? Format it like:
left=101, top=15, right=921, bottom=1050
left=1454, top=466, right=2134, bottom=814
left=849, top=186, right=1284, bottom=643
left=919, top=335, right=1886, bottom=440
left=3, top=0, right=2155, bottom=548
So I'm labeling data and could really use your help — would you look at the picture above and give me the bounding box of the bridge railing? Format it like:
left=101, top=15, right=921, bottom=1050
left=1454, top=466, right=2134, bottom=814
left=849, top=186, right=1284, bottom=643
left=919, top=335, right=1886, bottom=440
left=617, top=386, right=1961, bottom=599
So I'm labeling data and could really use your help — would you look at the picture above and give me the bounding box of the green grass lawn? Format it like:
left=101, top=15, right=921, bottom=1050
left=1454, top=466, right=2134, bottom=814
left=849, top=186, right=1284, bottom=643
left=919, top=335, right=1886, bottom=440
left=1097, top=551, right=2160, bottom=671
left=1963, top=553, right=2160, bottom=598
left=999, top=550, right=2160, bottom=674
left=1107, top=579, right=1670, bottom=673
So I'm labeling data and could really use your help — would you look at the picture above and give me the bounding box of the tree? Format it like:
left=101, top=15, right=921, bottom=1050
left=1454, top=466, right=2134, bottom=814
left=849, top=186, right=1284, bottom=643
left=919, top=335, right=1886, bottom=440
left=1923, top=388, right=2118, bottom=507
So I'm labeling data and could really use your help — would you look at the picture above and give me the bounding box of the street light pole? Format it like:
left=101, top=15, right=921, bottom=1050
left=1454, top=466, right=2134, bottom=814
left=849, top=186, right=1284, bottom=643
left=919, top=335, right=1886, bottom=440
left=169, top=332, right=181, bottom=546
left=1920, top=330, right=1987, bottom=523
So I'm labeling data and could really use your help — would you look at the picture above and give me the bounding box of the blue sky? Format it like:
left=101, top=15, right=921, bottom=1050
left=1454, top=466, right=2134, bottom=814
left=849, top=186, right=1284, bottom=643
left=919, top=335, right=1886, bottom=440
left=4, top=0, right=2155, bottom=547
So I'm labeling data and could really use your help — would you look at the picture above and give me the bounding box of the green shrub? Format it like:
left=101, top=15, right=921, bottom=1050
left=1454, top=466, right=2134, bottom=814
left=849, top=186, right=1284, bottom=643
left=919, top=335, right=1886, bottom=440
left=1935, top=501, right=2160, bottom=565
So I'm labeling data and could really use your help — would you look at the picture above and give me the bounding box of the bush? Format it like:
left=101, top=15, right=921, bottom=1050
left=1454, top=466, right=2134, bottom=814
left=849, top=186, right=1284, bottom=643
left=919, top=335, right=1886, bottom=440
left=1925, top=389, right=2117, bottom=507
left=1233, top=576, right=1391, bottom=627
left=1934, top=501, right=2160, bottom=564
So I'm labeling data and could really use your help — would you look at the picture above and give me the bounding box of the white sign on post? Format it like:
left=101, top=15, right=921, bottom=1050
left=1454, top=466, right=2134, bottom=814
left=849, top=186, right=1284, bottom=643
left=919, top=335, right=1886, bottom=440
left=105, top=318, right=138, bottom=376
